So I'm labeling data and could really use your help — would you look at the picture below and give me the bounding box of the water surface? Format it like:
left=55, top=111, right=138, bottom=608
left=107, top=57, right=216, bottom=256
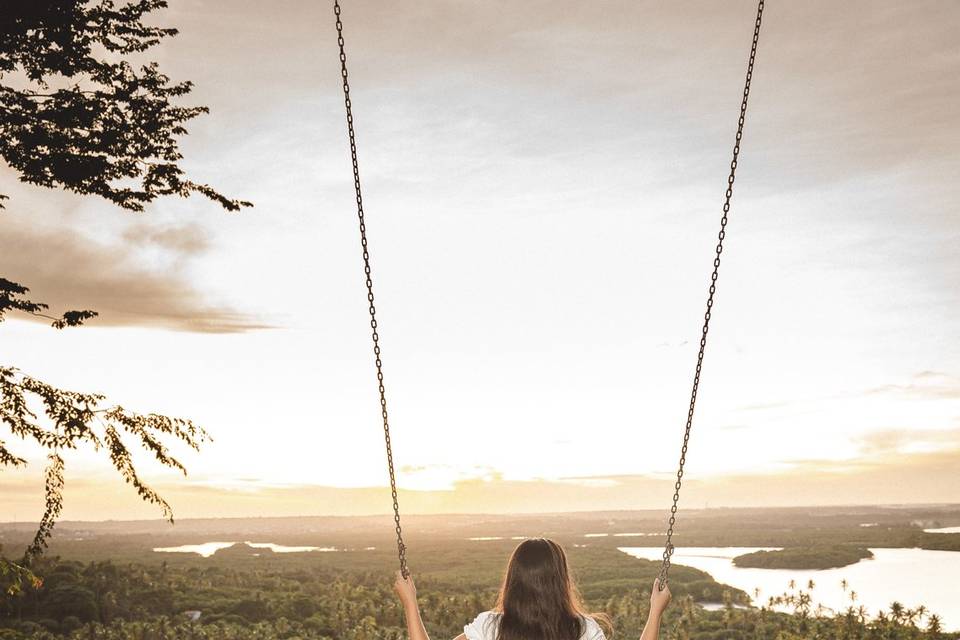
left=620, top=546, right=960, bottom=631
left=153, top=541, right=334, bottom=557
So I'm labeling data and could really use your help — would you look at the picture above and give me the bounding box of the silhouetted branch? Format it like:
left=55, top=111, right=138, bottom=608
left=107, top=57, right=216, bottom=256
left=0, top=277, right=98, bottom=329
left=0, top=1, right=251, bottom=211
left=23, top=454, right=64, bottom=565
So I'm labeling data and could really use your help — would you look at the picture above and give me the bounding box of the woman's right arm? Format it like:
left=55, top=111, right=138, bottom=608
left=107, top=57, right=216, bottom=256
left=394, top=571, right=431, bottom=640
left=640, top=579, right=672, bottom=640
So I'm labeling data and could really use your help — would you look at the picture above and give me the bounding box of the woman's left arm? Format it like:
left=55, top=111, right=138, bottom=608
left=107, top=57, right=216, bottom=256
left=395, top=571, right=431, bottom=640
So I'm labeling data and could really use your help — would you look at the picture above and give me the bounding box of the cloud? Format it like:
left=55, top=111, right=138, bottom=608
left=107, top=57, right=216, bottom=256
left=551, top=477, right=621, bottom=488
left=146, top=446, right=960, bottom=516
left=735, top=401, right=791, bottom=413
left=854, top=428, right=960, bottom=457
left=4, top=445, right=960, bottom=521
left=717, top=424, right=750, bottom=432
left=396, top=464, right=502, bottom=491
left=0, top=222, right=269, bottom=333
left=121, top=223, right=211, bottom=256
left=864, top=372, right=960, bottom=401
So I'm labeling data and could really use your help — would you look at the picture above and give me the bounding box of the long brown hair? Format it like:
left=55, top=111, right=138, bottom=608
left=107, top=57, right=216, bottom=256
left=494, top=538, right=611, bottom=640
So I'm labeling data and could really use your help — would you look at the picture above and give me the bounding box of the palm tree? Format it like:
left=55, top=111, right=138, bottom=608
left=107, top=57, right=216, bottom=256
left=889, top=601, right=905, bottom=624
left=926, top=614, right=943, bottom=637
left=840, top=578, right=848, bottom=592
left=904, top=607, right=920, bottom=629
left=876, top=610, right=890, bottom=631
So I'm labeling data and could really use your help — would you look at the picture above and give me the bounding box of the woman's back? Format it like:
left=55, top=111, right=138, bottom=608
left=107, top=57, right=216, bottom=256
left=391, top=538, right=671, bottom=640
left=464, top=611, right=606, bottom=640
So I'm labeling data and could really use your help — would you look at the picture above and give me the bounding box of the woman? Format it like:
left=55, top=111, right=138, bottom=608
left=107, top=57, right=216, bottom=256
left=393, top=537, right=672, bottom=640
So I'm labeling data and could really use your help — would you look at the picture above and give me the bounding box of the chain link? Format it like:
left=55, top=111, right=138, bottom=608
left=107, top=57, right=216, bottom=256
left=333, top=0, right=409, bottom=579
left=657, top=0, right=765, bottom=591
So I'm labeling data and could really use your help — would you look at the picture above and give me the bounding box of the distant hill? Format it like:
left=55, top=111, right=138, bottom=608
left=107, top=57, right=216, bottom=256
left=1, top=503, right=958, bottom=562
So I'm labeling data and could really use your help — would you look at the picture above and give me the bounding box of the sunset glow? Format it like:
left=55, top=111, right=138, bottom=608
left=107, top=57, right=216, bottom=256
left=2, top=0, right=958, bottom=521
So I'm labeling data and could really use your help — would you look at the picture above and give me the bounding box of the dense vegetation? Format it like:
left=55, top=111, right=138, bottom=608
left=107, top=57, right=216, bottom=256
left=733, top=546, right=874, bottom=570
left=0, top=536, right=955, bottom=640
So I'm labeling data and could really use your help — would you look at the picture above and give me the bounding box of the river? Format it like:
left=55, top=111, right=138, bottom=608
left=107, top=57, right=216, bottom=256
left=620, top=546, right=960, bottom=631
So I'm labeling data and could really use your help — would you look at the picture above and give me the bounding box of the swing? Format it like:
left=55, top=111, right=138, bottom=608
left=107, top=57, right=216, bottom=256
left=332, top=0, right=767, bottom=587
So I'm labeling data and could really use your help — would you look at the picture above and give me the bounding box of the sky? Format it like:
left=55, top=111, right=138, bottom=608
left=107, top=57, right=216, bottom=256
left=2, top=0, right=959, bottom=521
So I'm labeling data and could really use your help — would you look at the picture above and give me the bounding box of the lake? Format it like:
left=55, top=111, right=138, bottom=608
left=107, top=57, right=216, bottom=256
left=620, top=546, right=960, bottom=631
left=153, top=542, right=337, bottom=557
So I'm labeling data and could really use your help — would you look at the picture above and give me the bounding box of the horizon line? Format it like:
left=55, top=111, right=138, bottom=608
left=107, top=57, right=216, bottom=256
left=2, top=501, right=958, bottom=527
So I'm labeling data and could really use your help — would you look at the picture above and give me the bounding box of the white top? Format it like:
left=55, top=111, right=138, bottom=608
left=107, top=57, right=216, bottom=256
left=463, top=611, right=606, bottom=640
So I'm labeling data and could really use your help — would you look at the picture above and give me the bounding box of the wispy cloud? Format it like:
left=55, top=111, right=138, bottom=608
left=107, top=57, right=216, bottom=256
left=0, top=222, right=269, bottom=333
left=121, top=222, right=212, bottom=256
left=102, top=447, right=960, bottom=517
left=735, top=401, right=792, bottom=413
left=4, top=445, right=958, bottom=521
left=854, top=428, right=960, bottom=457
left=864, top=371, right=960, bottom=401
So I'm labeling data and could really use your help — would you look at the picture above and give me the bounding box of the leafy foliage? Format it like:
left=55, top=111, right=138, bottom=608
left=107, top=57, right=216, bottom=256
left=26, top=455, right=65, bottom=565
left=0, top=550, right=41, bottom=598
left=0, top=0, right=250, bottom=211
left=1, top=0, right=246, bottom=595
left=0, top=281, right=210, bottom=586
left=0, top=555, right=954, bottom=640
left=0, top=279, right=96, bottom=331
left=0, top=365, right=211, bottom=562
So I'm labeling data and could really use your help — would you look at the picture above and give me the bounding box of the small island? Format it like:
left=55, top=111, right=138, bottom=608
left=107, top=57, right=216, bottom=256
left=733, top=546, right=874, bottom=570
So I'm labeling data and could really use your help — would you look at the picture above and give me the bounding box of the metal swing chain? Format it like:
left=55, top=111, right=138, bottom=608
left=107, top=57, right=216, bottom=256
left=333, top=0, right=409, bottom=579
left=657, top=0, right=766, bottom=591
